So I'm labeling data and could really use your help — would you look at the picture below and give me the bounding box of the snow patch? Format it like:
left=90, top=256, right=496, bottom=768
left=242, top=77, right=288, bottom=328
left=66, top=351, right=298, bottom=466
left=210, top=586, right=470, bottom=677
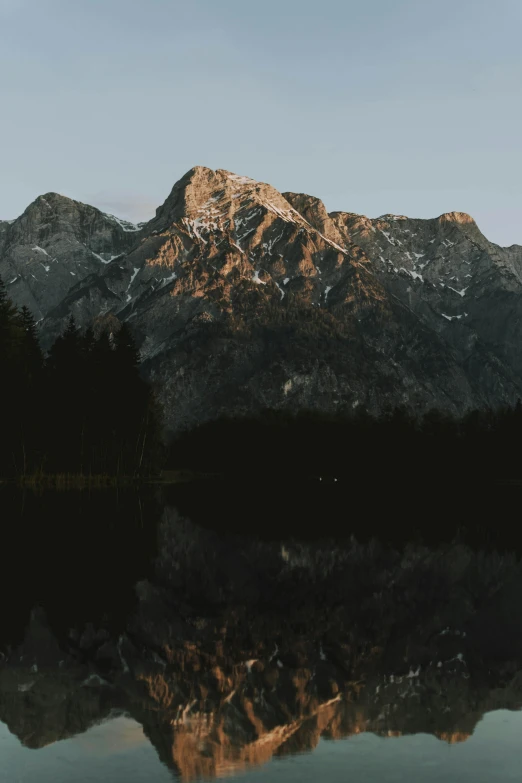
left=32, top=245, right=49, bottom=256
left=104, top=213, right=140, bottom=232
left=263, top=228, right=286, bottom=256
left=442, top=313, right=468, bottom=321
left=324, top=285, right=333, bottom=302
left=400, top=267, right=423, bottom=282
left=160, top=271, right=177, bottom=288
left=264, top=201, right=298, bottom=224
left=227, top=173, right=255, bottom=185
left=128, top=267, right=140, bottom=288
left=319, top=234, right=346, bottom=253
left=81, top=673, right=110, bottom=688
left=236, top=226, right=255, bottom=243
left=275, top=282, right=285, bottom=300
left=448, top=285, right=468, bottom=297
left=97, top=253, right=121, bottom=265
left=252, top=270, right=267, bottom=285
left=188, top=217, right=209, bottom=244
left=118, top=636, right=130, bottom=674
left=90, top=250, right=115, bottom=265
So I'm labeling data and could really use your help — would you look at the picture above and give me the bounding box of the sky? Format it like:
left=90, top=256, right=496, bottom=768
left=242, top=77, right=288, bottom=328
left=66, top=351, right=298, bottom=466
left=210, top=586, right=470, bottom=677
left=1, top=0, right=522, bottom=245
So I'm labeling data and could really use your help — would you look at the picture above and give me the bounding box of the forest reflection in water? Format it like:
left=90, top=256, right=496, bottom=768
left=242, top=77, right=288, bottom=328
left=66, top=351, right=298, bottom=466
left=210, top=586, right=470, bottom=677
left=1, top=482, right=522, bottom=781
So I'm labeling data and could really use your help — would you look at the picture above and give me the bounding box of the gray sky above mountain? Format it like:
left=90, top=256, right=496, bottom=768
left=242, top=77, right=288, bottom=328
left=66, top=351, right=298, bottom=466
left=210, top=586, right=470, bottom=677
left=1, top=0, right=521, bottom=245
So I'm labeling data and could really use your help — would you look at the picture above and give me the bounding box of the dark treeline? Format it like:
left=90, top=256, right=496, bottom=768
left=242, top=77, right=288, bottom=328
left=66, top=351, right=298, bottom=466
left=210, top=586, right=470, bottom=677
left=0, top=277, right=162, bottom=478
left=167, top=405, right=522, bottom=483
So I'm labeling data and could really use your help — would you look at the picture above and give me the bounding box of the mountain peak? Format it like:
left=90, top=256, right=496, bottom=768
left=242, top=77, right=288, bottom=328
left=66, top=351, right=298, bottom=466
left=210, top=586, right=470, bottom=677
left=20, top=192, right=86, bottom=223
left=376, top=213, right=409, bottom=222
left=21, top=193, right=139, bottom=234
left=438, top=211, right=476, bottom=226
left=148, top=166, right=294, bottom=233
left=32, top=192, right=76, bottom=209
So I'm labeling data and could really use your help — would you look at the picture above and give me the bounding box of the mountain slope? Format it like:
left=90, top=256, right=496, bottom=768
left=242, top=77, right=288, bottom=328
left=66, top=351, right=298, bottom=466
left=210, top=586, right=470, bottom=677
left=0, top=192, right=141, bottom=320
left=3, top=167, right=522, bottom=430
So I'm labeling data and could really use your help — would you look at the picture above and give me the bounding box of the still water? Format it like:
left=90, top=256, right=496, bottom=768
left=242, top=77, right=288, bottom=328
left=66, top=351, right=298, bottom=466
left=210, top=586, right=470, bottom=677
left=1, top=711, right=522, bottom=782
left=0, top=484, right=521, bottom=782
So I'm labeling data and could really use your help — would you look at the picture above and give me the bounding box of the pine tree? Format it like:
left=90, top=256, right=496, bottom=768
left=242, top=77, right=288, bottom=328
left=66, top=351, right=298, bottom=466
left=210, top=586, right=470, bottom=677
left=0, top=276, right=23, bottom=358
left=0, top=274, right=11, bottom=315
left=113, top=322, right=141, bottom=371
left=45, top=315, right=85, bottom=472
left=0, top=277, right=27, bottom=474
left=80, top=325, right=96, bottom=357
left=111, top=322, right=162, bottom=475
left=0, top=287, right=165, bottom=478
left=20, top=306, right=44, bottom=379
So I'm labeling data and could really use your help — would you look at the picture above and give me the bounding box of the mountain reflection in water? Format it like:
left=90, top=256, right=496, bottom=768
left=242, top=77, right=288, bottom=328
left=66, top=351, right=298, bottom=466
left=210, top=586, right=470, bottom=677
left=1, top=484, right=522, bottom=781
left=2, top=710, right=522, bottom=782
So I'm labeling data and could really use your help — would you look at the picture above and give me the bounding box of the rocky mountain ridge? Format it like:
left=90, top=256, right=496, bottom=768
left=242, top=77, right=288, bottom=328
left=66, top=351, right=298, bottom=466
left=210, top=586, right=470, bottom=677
left=0, top=192, right=141, bottom=320
left=3, top=167, right=522, bottom=431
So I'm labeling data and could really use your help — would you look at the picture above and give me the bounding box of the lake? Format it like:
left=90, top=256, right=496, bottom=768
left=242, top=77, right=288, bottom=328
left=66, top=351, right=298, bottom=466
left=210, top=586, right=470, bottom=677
left=1, top=483, right=521, bottom=781
left=2, top=710, right=522, bottom=782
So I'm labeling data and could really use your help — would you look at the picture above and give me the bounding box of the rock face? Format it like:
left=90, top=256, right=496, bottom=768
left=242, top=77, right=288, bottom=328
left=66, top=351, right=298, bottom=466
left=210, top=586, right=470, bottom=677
left=3, top=167, right=522, bottom=430
left=0, top=193, right=140, bottom=321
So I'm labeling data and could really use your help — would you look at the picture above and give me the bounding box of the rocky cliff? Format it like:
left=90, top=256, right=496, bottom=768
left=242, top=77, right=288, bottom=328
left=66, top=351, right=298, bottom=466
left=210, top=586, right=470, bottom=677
left=3, top=167, right=522, bottom=430
left=0, top=193, right=140, bottom=321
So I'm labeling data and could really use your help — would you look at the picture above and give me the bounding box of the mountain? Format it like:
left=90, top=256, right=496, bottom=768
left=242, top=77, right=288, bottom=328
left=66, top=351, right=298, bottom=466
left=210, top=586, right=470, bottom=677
left=3, top=167, right=522, bottom=431
left=0, top=192, right=140, bottom=321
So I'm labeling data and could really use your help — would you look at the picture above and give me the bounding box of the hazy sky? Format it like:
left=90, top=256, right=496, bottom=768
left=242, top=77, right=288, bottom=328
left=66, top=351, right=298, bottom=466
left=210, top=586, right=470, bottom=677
left=1, top=0, right=521, bottom=245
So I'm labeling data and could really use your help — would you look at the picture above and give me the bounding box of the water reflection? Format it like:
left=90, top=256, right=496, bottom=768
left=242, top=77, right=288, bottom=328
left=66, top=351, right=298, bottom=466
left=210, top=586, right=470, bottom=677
left=1, top=488, right=522, bottom=781
left=0, top=716, right=173, bottom=783
left=2, top=710, right=522, bottom=782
